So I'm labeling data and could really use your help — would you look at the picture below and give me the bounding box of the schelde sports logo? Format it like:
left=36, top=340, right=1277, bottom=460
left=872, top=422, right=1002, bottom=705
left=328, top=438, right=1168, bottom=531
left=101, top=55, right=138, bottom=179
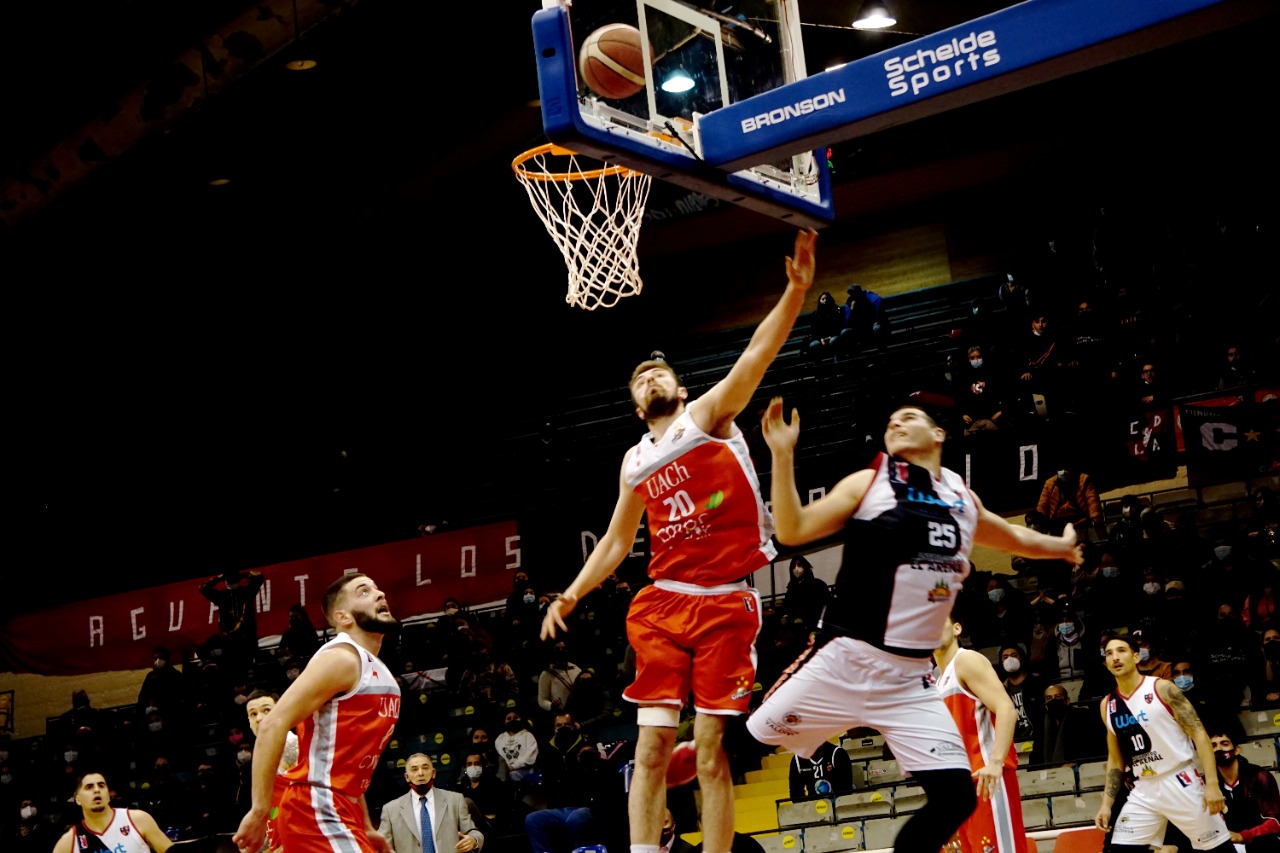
left=883, top=30, right=1001, bottom=98
left=741, top=89, right=847, bottom=133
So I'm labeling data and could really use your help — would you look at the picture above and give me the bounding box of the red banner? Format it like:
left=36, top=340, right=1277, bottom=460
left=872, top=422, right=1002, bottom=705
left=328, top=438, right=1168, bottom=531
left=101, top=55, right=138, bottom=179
left=0, top=520, right=521, bottom=676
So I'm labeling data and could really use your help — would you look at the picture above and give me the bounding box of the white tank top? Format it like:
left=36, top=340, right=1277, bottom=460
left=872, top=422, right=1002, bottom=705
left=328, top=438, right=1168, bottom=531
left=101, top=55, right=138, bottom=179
left=1104, top=674, right=1196, bottom=778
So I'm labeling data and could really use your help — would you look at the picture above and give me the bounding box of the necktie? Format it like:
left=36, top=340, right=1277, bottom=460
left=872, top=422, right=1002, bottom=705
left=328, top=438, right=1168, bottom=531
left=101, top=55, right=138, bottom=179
left=421, top=796, right=436, bottom=853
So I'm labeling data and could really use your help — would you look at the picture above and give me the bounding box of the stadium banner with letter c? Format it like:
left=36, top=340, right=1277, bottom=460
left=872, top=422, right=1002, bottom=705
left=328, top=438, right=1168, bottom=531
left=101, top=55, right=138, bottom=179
left=0, top=520, right=520, bottom=676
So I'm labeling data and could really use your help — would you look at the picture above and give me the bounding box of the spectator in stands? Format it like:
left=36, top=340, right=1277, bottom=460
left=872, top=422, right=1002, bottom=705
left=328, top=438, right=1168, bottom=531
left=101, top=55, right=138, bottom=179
left=537, top=641, right=583, bottom=718
left=836, top=283, right=889, bottom=357
left=806, top=290, right=845, bottom=364
left=458, top=643, right=521, bottom=715
left=952, top=344, right=1006, bottom=441
left=1063, top=298, right=1113, bottom=411
left=506, top=571, right=535, bottom=614
left=1035, top=683, right=1105, bottom=765
left=505, top=578, right=542, bottom=644
left=999, top=643, right=1046, bottom=749
left=1250, top=625, right=1280, bottom=709
left=469, top=725, right=510, bottom=783
left=197, top=568, right=265, bottom=679
left=564, top=669, right=613, bottom=735
left=1202, top=601, right=1263, bottom=714
left=1244, top=487, right=1280, bottom=560
left=452, top=749, right=511, bottom=833
left=1208, top=719, right=1280, bottom=853
left=1135, top=360, right=1168, bottom=414
left=975, top=575, right=1034, bottom=652
left=950, top=296, right=1003, bottom=364
left=1086, top=546, right=1141, bottom=632
left=1170, top=658, right=1220, bottom=725
left=1035, top=462, right=1106, bottom=540
left=1130, top=628, right=1173, bottom=681
left=187, top=758, right=237, bottom=839
left=1108, top=495, right=1147, bottom=559
left=539, top=712, right=593, bottom=790
left=13, top=795, right=52, bottom=853
left=1214, top=343, right=1258, bottom=391
left=524, top=735, right=630, bottom=853
left=1014, top=511, right=1074, bottom=594
left=279, top=603, right=322, bottom=663
left=1160, top=581, right=1199, bottom=665
left=788, top=738, right=854, bottom=801
left=1010, top=311, right=1062, bottom=421
left=1245, top=577, right=1280, bottom=632
left=141, top=753, right=192, bottom=838
left=1055, top=608, right=1094, bottom=685
left=780, top=556, right=829, bottom=632
left=495, top=710, right=539, bottom=784
left=135, top=646, right=186, bottom=730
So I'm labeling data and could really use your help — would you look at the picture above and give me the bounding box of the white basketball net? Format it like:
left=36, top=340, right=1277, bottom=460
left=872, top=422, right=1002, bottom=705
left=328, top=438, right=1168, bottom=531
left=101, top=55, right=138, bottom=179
left=513, top=145, right=652, bottom=311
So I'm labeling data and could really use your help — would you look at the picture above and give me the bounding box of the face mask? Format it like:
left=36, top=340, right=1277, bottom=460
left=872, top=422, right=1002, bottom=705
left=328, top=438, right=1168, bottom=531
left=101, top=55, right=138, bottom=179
left=229, top=733, right=245, bottom=745
left=1143, top=582, right=1161, bottom=595
left=0, top=751, right=8, bottom=763
left=1045, top=699, right=1067, bottom=716
left=970, top=359, right=983, bottom=368
left=523, top=594, right=536, bottom=604
left=1214, top=749, right=1236, bottom=767
left=1265, top=642, right=1280, bottom=663
left=149, top=722, right=163, bottom=733
left=1102, top=566, right=1119, bottom=579
left=286, top=669, right=301, bottom=680
left=1173, top=675, right=1194, bottom=690
left=465, top=765, right=484, bottom=780
left=0, top=775, right=11, bottom=785
left=1057, top=470, right=1067, bottom=479
left=144, top=706, right=158, bottom=716
left=20, top=805, right=36, bottom=820
left=988, top=589, right=1005, bottom=603
left=1002, top=657, right=1021, bottom=674
left=233, top=694, right=249, bottom=705
left=236, top=750, right=252, bottom=766
left=1058, top=623, right=1074, bottom=637
left=1137, top=648, right=1150, bottom=662
left=64, top=751, right=78, bottom=763
left=505, top=720, right=522, bottom=733
left=444, top=607, right=459, bottom=617
left=1215, top=545, right=1233, bottom=561
left=409, top=780, right=434, bottom=794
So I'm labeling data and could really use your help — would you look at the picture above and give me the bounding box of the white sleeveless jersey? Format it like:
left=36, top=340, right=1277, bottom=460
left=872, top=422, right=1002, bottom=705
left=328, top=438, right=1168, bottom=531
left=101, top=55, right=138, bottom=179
left=824, top=454, right=976, bottom=653
left=935, top=649, right=1011, bottom=772
left=1104, top=675, right=1196, bottom=778
left=75, top=808, right=153, bottom=852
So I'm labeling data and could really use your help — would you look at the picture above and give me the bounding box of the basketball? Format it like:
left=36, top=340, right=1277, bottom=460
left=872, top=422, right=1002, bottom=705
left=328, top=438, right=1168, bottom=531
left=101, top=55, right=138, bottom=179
left=578, top=23, right=650, bottom=100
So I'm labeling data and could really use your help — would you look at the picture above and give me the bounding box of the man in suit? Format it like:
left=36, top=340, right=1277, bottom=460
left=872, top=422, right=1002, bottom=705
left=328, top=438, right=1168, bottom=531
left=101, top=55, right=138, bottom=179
left=379, top=753, right=484, bottom=853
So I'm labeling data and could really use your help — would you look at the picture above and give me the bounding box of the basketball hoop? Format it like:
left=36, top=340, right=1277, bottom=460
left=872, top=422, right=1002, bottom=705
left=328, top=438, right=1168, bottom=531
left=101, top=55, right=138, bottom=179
left=512, top=143, right=652, bottom=311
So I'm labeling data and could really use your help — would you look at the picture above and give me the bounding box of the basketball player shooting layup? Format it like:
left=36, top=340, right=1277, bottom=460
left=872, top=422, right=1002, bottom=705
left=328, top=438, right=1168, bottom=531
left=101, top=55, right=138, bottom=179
left=542, top=228, right=817, bottom=853
left=748, top=398, right=1083, bottom=853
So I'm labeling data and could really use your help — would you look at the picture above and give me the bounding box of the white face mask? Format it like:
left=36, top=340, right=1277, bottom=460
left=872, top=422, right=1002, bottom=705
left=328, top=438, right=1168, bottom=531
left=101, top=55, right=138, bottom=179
left=237, top=750, right=253, bottom=766
left=1002, top=657, right=1021, bottom=674
left=20, top=806, right=36, bottom=820
left=465, top=765, right=484, bottom=780
left=64, top=751, right=78, bottom=763
left=1138, top=648, right=1151, bottom=662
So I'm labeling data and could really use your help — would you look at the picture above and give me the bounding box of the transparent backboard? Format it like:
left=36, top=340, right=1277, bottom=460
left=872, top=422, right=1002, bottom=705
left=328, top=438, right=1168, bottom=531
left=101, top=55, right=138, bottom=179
left=532, top=0, right=834, bottom=228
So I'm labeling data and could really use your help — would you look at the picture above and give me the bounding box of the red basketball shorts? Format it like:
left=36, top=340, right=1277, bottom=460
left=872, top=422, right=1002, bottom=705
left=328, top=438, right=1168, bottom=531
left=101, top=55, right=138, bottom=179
left=276, top=783, right=377, bottom=852
left=623, top=581, right=762, bottom=715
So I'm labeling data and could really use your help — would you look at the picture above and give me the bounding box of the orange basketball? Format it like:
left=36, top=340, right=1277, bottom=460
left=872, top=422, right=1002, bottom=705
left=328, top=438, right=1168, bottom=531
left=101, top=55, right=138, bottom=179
left=578, top=23, right=650, bottom=100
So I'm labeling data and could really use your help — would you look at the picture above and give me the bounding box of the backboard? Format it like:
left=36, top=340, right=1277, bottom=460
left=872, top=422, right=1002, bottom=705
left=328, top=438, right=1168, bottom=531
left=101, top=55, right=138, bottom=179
left=532, top=0, right=834, bottom=229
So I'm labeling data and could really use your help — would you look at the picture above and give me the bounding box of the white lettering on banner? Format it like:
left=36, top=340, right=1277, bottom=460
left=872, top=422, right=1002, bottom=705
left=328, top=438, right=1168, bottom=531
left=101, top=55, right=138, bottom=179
left=168, top=601, right=184, bottom=631
left=415, top=554, right=432, bottom=587
left=294, top=575, right=309, bottom=606
left=1019, top=444, right=1040, bottom=481
left=89, top=616, right=104, bottom=648
left=131, top=608, right=146, bottom=640
left=506, top=535, right=522, bottom=569
left=741, top=89, right=847, bottom=133
left=883, top=31, right=1000, bottom=98
left=258, top=579, right=270, bottom=612
left=461, top=545, right=477, bottom=578
left=207, top=601, right=218, bottom=624
left=1201, top=422, right=1239, bottom=450
left=581, top=529, right=599, bottom=563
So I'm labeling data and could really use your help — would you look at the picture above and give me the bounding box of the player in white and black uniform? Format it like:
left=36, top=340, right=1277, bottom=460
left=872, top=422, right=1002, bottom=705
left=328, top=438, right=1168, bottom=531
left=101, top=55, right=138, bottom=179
left=52, top=771, right=173, bottom=853
left=749, top=400, right=1083, bottom=853
left=1095, top=633, right=1231, bottom=853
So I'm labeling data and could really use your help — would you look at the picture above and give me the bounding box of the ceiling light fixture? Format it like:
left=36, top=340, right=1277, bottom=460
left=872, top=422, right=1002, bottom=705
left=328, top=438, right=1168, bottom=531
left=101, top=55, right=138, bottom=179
left=660, top=67, right=695, bottom=94
left=852, top=0, right=897, bottom=30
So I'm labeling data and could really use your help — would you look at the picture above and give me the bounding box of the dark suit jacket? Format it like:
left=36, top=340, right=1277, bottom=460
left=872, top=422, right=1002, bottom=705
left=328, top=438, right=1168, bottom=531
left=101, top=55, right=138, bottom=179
left=378, top=787, right=484, bottom=853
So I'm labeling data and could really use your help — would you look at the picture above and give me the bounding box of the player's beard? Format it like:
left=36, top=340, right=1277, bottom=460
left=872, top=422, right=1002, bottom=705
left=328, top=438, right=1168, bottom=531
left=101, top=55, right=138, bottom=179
left=641, top=388, right=679, bottom=419
left=354, top=609, right=398, bottom=634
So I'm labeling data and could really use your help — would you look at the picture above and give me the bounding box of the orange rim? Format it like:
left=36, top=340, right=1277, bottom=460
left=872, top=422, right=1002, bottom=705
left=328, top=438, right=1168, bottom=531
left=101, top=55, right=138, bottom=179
left=512, top=143, right=641, bottom=181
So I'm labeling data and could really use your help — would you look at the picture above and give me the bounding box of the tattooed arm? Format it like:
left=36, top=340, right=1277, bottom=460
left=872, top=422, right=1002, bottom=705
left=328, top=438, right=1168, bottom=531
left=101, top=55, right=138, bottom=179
left=1096, top=697, right=1126, bottom=832
left=1158, top=678, right=1227, bottom=815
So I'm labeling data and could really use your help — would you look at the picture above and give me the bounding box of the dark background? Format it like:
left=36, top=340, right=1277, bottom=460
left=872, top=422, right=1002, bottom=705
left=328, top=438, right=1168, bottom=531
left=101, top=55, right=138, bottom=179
left=3, top=0, right=1275, bottom=608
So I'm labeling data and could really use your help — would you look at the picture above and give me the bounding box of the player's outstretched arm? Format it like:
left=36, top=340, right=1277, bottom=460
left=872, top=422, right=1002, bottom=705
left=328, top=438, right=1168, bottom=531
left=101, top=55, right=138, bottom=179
left=972, top=491, right=1083, bottom=565
left=542, top=452, right=647, bottom=640
left=697, top=229, right=816, bottom=434
left=762, top=397, right=871, bottom=545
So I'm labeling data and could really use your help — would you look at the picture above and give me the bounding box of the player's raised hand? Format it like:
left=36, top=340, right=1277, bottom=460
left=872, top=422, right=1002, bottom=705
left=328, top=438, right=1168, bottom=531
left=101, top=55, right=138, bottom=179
left=540, top=591, right=578, bottom=640
left=761, top=397, right=801, bottom=455
left=785, top=228, right=818, bottom=292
